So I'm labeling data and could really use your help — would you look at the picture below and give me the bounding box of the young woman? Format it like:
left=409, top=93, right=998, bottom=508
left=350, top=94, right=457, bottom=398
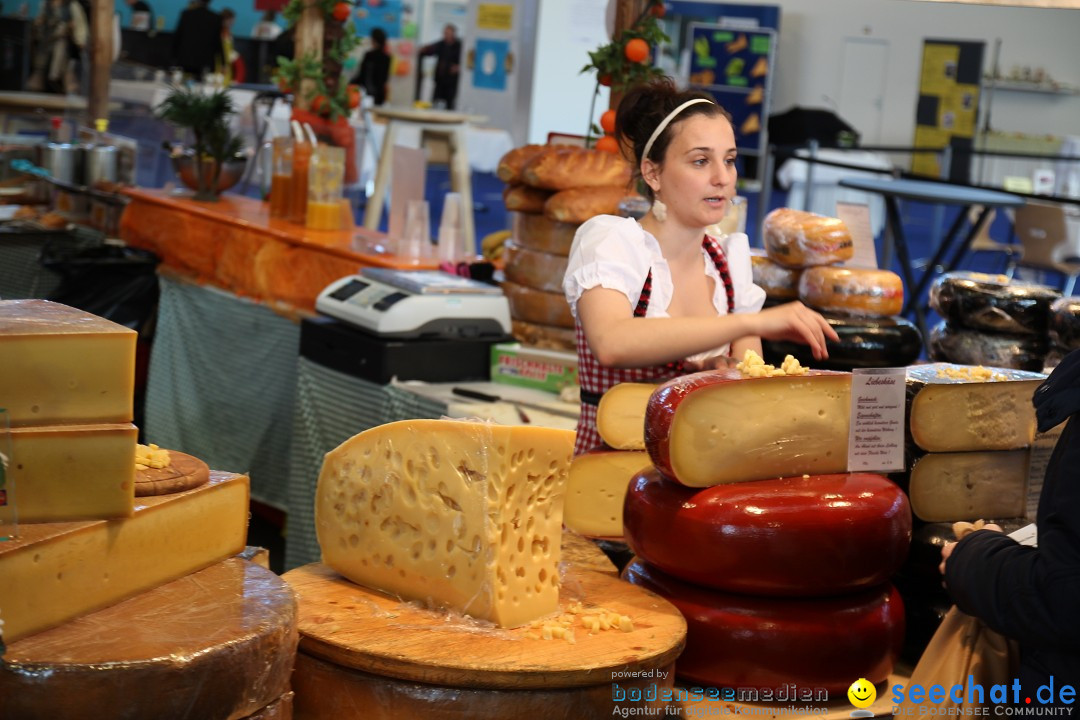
left=563, top=78, right=838, bottom=455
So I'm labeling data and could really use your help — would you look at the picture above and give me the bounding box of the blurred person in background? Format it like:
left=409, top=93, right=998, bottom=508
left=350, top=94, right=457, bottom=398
left=419, top=23, right=461, bottom=110
left=352, top=27, right=390, bottom=106
left=172, top=0, right=222, bottom=79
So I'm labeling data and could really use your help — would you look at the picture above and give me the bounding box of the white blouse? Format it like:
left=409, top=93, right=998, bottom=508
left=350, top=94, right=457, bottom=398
left=563, top=214, right=766, bottom=361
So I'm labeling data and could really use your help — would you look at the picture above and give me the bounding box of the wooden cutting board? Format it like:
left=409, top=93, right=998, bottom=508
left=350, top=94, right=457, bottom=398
left=283, top=531, right=686, bottom=691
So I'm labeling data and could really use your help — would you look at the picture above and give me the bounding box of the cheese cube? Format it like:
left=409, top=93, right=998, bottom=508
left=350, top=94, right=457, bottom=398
left=10, top=423, right=137, bottom=522
left=315, top=419, right=575, bottom=628
left=909, top=450, right=1029, bottom=522
left=0, top=472, right=249, bottom=642
left=564, top=449, right=650, bottom=539
left=0, top=300, right=136, bottom=427
left=596, top=383, right=657, bottom=450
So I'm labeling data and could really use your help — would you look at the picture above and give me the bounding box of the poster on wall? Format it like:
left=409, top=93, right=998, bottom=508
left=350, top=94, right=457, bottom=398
left=911, top=38, right=984, bottom=183
left=355, top=0, right=405, bottom=38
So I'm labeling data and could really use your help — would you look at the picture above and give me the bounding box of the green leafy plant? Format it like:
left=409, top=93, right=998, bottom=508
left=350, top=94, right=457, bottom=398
left=156, top=86, right=245, bottom=200
left=276, top=0, right=361, bottom=121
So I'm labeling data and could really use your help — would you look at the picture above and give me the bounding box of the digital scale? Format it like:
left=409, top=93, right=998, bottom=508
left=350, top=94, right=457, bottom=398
left=315, top=268, right=511, bottom=339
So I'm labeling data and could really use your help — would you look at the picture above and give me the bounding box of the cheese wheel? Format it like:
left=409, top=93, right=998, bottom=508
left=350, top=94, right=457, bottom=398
left=907, top=363, right=1043, bottom=453
left=1050, top=297, right=1080, bottom=350
left=623, top=559, right=904, bottom=694
left=645, top=369, right=851, bottom=487
left=908, top=449, right=1029, bottom=522
left=929, top=271, right=1060, bottom=336
left=0, top=558, right=297, bottom=719
left=564, top=448, right=651, bottom=539
left=623, top=467, right=911, bottom=596
left=798, top=266, right=904, bottom=317
left=511, top=320, right=576, bottom=351
left=544, top=186, right=629, bottom=224
left=762, top=313, right=922, bottom=371
left=762, top=208, right=855, bottom=268
left=928, top=320, right=1048, bottom=372
left=503, top=242, right=569, bottom=294
left=514, top=213, right=579, bottom=256
left=502, top=184, right=552, bottom=214
left=750, top=252, right=801, bottom=300
left=502, top=280, right=574, bottom=329
left=596, top=382, right=658, bottom=450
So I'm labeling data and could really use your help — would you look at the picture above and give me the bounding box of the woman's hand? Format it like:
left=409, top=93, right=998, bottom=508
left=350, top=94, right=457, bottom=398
left=750, top=302, right=839, bottom=360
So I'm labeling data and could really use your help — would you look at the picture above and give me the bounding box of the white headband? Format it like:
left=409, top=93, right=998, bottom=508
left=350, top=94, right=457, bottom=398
left=641, top=98, right=715, bottom=164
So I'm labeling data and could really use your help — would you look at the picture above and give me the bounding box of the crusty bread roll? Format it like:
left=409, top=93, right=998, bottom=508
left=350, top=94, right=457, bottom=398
left=515, top=213, right=579, bottom=256
left=496, top=144, right=548, bottom=184
left=511, top=319, right=577, bottom=351
left=504, top=241, right=570, bottom=294
left=502, top=184, right=552, bottom=214
left=544, top=186, right=629, bottom=224
left=798, top=266, right=904, bottom=318
left=750, top=252, right=801, bottom=300
left=502, top=280, right=575, bottom=328
left=762, top=208, right=855, bottom=268
left=522, top=147, right=632, bottom=191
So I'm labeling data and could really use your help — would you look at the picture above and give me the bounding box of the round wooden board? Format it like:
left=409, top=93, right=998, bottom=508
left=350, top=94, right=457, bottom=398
left=282, top=531, right=686, bottom=691
left=134, top=450, right=210, bottom=496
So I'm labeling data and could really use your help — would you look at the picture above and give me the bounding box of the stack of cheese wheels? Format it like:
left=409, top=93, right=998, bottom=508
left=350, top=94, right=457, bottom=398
left=928, top=272, right=1059, bottom=371
left=497, top=144, right=634, bottom=351
left=758, top=208, right=914, bottom=370
left=607, top=361, right=910, bottom=695
left=1047, top=297, right=1080, bottom=369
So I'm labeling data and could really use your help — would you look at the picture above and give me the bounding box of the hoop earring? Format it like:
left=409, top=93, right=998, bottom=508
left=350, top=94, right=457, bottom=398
left=651, top=196, right=667, bottom=222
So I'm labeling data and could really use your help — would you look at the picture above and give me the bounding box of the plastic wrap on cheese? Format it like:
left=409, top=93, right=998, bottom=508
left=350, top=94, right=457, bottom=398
left=798, top=266, right=904, bottom=318
left=315, top=419, right=575, bottom=628
left=762, top=207, right=855, bottom=268
left=929, top=271, right=1061, bottom=336
left=0, top=558, right=296, bottom=719
left=929, top=320, right=1049, bottom=372
left=762, top=313, right=922, bottom=371
left=750, top=252, right=801, bottom=300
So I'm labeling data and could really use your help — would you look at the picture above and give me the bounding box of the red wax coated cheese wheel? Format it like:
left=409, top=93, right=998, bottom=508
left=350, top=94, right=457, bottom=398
left=623, top=559, right=904, bottom=695
left=762, top=208, right=854, bottom=268
left=750, top=252, right=801, bottom=300
left=623, top=467, right=911, bottom=596
left=798, top=266, right=904, bottom=318
left=502, top=281, right=574, bottom=329
left=645, top=368, right=851, bottom=487
left=503, top=242, right=569, bottom=294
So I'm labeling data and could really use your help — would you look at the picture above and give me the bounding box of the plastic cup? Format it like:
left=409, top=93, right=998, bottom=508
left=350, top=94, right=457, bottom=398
left=306, top=145, right=346, bottom=231
left=400, top=199, right=431, bottom=262
left=436, top=192, right=470, bottom=262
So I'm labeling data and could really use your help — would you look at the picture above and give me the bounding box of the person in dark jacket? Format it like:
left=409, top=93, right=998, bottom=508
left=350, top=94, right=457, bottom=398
left=941, top=350, right=1080, bottom=706
left=419, top=23, right=461, bottom=110
left=172, top=0, right=223, bottom=78
left=352, top=27, right=390, bottom=106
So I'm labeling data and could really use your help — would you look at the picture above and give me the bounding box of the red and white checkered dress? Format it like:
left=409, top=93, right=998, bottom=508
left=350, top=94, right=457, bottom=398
left=573, top=236, right=736, bottom=456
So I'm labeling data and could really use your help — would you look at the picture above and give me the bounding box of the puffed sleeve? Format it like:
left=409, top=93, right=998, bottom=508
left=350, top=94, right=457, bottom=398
left=716, top=232, right=766, bottom=314
left=563, top=215, right=653, bottom=319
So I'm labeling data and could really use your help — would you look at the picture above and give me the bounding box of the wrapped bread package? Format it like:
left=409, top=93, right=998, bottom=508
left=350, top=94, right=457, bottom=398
left=521, top=147, right=632, bottom=191
left=762, top=208, right=854, bottom=268
left=544, top=186, right=630, bottom=224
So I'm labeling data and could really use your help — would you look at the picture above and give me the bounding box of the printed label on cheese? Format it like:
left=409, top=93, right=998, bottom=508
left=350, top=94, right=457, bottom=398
left=847, top=368, right=906, bottom=473
left=315, top=419, right=574, bottom=628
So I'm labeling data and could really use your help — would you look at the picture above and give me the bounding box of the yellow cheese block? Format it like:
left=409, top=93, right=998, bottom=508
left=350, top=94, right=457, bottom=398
left=0, top=299, right=136, bottom=427
left=0, top=471, right=249, bottom=643
left=10, top=423, right=137, bottom=522
left=315, top=419, right=575, bottom=628
left=597, top=382, right=658, bottom=450
left=565, top=449, right=651, bottom=539
left=909, top=450, right=1029, bottom=522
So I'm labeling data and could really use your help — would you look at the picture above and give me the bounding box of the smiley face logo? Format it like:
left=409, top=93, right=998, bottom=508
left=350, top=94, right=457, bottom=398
left=847, top=678, right=876, bottom=709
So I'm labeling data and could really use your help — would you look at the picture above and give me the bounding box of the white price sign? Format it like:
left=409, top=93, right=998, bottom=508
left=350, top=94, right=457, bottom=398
left=846, top=368, right=907, bottom=473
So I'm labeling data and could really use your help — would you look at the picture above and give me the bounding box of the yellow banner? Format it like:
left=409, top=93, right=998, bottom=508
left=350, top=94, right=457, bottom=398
left=477, top=4, right=513, bottom=30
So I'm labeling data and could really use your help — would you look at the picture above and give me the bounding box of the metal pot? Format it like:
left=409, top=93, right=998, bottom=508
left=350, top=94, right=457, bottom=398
left=85, top=145, right=118, bottom=186
left=44, top=143, right=84, bottom=185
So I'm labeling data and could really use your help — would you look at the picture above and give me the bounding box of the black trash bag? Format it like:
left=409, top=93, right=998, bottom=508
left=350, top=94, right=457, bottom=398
left=40, top=240, right=161, bottom=334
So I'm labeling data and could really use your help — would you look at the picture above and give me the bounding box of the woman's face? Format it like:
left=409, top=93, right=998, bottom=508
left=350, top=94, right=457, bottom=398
left=647, top=113, right=737, bottom=229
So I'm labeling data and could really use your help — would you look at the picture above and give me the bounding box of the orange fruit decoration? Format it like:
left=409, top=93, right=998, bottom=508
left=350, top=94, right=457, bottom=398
left=331, top=2, right=351, bottom=21
left=625, top=38, right=650, bottom=63
left=312, top=95, right=329, bottom=115
left=650, top=3, right=666, bottom=17
left=598, top=74, right=612, bottom=87
left=595, top=135, right=619, bottom=154
left=347, top=85, right=361, bottom=108
left=600, top=109, right=616, bottom=134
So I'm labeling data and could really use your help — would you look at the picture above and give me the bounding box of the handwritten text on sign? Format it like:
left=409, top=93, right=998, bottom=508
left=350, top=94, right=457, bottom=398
left=847, top=368, right=906, bottom=472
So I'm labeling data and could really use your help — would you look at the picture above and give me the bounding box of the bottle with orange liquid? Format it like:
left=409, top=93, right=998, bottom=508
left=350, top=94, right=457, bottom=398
left=268, top=136, right=293, bottom=218
left=306, top=145, right=346, bottom=231
left=288, top=136, right=312, bottom=224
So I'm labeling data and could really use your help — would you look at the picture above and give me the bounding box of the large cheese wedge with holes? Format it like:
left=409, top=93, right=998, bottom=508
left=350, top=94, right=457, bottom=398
left=798, top=266, right=904, bottom=318
left=315, top=419, right=575, bottom=628
left=0, top=299, right=135, bottom=427
left=0, top=472, right=249, bottom=643
left=10, top=423, right=137, bottom=522
left=623, top=467, right=910, bottom=596
left=623, top=559, right=904, bottom=694
left=597, top=382, right=658, bottom=450
left=645, top=369, right=851, bottom=487
left=502, top=280, right=575, bottom=328
left=564, top=448, right=650, bottom=539
left=907, top=363, right=1043, bottom=452
left=908, top=450, right=1029, bottom=522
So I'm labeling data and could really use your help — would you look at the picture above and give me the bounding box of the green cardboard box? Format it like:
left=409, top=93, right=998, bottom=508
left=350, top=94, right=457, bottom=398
left=490, top=343, right=578, bottom=394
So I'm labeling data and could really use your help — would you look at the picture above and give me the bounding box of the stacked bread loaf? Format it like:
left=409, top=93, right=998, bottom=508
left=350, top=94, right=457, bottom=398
left=928, top=271, right=1059, bottom=372
left=569, top=357, right=909, bottom=696
left=757, top=207, right=920, bottom=369
left=497, top=144, right=634, bottom=351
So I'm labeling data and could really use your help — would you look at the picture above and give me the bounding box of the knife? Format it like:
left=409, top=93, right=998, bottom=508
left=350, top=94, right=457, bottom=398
left=451, top=387, right=580, bottom=420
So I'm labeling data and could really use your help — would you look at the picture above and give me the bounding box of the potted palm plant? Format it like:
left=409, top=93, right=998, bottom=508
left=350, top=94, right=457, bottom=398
left=156, top=86, right=245, bottom=201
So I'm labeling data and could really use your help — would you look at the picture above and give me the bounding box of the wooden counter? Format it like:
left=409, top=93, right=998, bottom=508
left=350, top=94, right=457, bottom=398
left=120, top=188, right=435, bottom=311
